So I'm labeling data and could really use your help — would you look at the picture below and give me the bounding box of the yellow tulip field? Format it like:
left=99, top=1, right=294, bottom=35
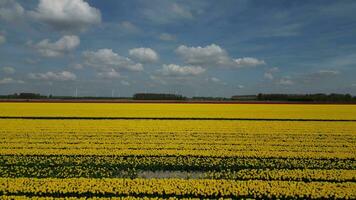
left=0, top=103, right=355, bottom=199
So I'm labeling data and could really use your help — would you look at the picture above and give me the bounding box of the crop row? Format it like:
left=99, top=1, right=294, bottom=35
left=203, top=169, right=356, bottom=182
left=1, top=197, right=206, bottom=200
left=1, top=103, right=356, bottom=120
left=2, top=119, right=356, bottom=136
left=1, top=164, right=355, bottom=182
left=1, top=142, right=354, bottom=152
left=1, top=148, right=354, bottom=159
left=1, top=155, right=355, bottom=171
left=0, top=178, right=355, bottom=199
left=1, top=120, right=354, bottom=159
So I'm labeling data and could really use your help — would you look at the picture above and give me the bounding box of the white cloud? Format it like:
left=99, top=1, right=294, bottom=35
left=118, top=21, right=140, bottom=33
left=176, top=44, right=230, bottom=66
left=171, top=3, right=193, bottom=19
left=30, top=0, right=101, bottom=32
left=264, top=67, right=279, bottom=80
left=159, top=33, right=176, bottom=41
left=120, top=80, right=130, bottom=86
left=0, top=34, right=5, bottom=45
left=206, top=77, right=227, bottom=85
left=0, top=77, right=24, bottom=84
left=264, top=72, right=274, bottom=80
left=271, top=70, right=340, bottom=86
left=301, top=70, right=340, bottom=83
left=176, top=44, right=265, bottom=68
left=149, top=74, right=164, bottom=82
left=143, top=2, right=194, bottom=24
left=1, top=66, right=15, bottom=74
left=72, top=63, right=83, bottom=70
left=28, top=71, right=76, bottom=81
left=315, top=70, right=340, bottom=76
left=269, top=67, right=279, bottom=72
left=33, top=35, right=80, bottom=57
left=278, top=77, right=294, bottom=85
left=158, top=64, right=205, bottom=76
left=237, top=84, right=245, bottom=89
left=234, top=57, right=265, bottom=67
left=129, top=48, right=159, bottom=63
left=211, top=77, right=220, bottom=83
left=24, top=58, right=40, bottom=65
left=97, top=69, right=120, bottom=79
left=0, top=0, right=24, bottom=22
left=317, top=54, right=356, bottom=69
left=83, top=48, right=143, bottom=72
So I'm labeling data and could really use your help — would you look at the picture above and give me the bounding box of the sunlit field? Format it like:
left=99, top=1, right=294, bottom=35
left=1, top=102, right=356, bottom=120
left=0, top=103, right=355, bottom=199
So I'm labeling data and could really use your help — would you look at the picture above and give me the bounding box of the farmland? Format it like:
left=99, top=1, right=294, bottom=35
left=0, top=103, right=355, bottom=199
left=1, top=102, right=356, bottom=120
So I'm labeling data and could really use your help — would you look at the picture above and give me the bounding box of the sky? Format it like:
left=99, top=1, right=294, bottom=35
left=0, top=0, right=356, bottom=97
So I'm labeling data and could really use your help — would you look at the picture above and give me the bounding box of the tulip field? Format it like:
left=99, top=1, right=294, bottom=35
left=0, top=103, right=355, bottom=199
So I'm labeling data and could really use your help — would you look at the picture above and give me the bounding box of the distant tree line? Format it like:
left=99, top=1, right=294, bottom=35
left=0, top=93, right=131, bottom=100
left=256, top=93, right=356, bottom=102
left=192, top=96, right=232, bottom=101
left=1, top=92, right=356, bottom=102
left=230, top=95, right=258, bottom=101
left=133, top=93, right=186, bottom=100
left=0, top=93, right=47, bottom=99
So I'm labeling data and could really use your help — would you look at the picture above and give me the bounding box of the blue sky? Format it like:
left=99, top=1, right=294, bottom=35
left=0, top=0, right=356, bottom=97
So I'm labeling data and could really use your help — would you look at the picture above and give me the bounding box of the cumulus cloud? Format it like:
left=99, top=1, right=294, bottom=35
left=159, top=33, right=176, bottom=41
left=264, top=67, right=279, bottom=80
left=206, top=77, right=227, bottom=85
left=171, top=3, right=193, bottom=19
left=176, top=44, right=230, bottom=66
left=176, top=44, right=265, bottom=68
left=32, top=35, right=80, bottom=57
left=72, top=63, right=83, bottom=70
left=30, top=0, right=101, bottom=32
left=120, top=80, right=130, bottom=86
left=302, top=70, right=340, bottom=83
left=83, top=48, right=143, bottom=72
left=28, top=71, right=76, bottom=81
left=0, top=77, right=24, bottom=84
left=158, top=64, right=205, bottom=77
left=210, top=77, right=221, bottom=83
left=118, top=21, right=140, bottom=33
left=97, top=69, right=121, bottom=79
left=24, top=58, right=41, bottom=65
left=264, top=72, right=274, bottom=80
left=234, top=57, right=265, bottom=67
left=315, top=70, right=340, bottom=76
left=278, top=76, right=294, bottom=85
left=271, top=70, right=340, bottom=86
left=143, top=2, right=194, bottom=24
left=0, top=0, right=24, bottom=22
left=129, top=48, right=159, bottom=63
left=1, top=66, right=15, bottom=74
left=0, top=34, right=5, bottom=45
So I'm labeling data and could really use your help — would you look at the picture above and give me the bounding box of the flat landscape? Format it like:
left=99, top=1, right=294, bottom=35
left=0, top=103, right=355, bottom=199
left=2, top=0, right=356, bottom=199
